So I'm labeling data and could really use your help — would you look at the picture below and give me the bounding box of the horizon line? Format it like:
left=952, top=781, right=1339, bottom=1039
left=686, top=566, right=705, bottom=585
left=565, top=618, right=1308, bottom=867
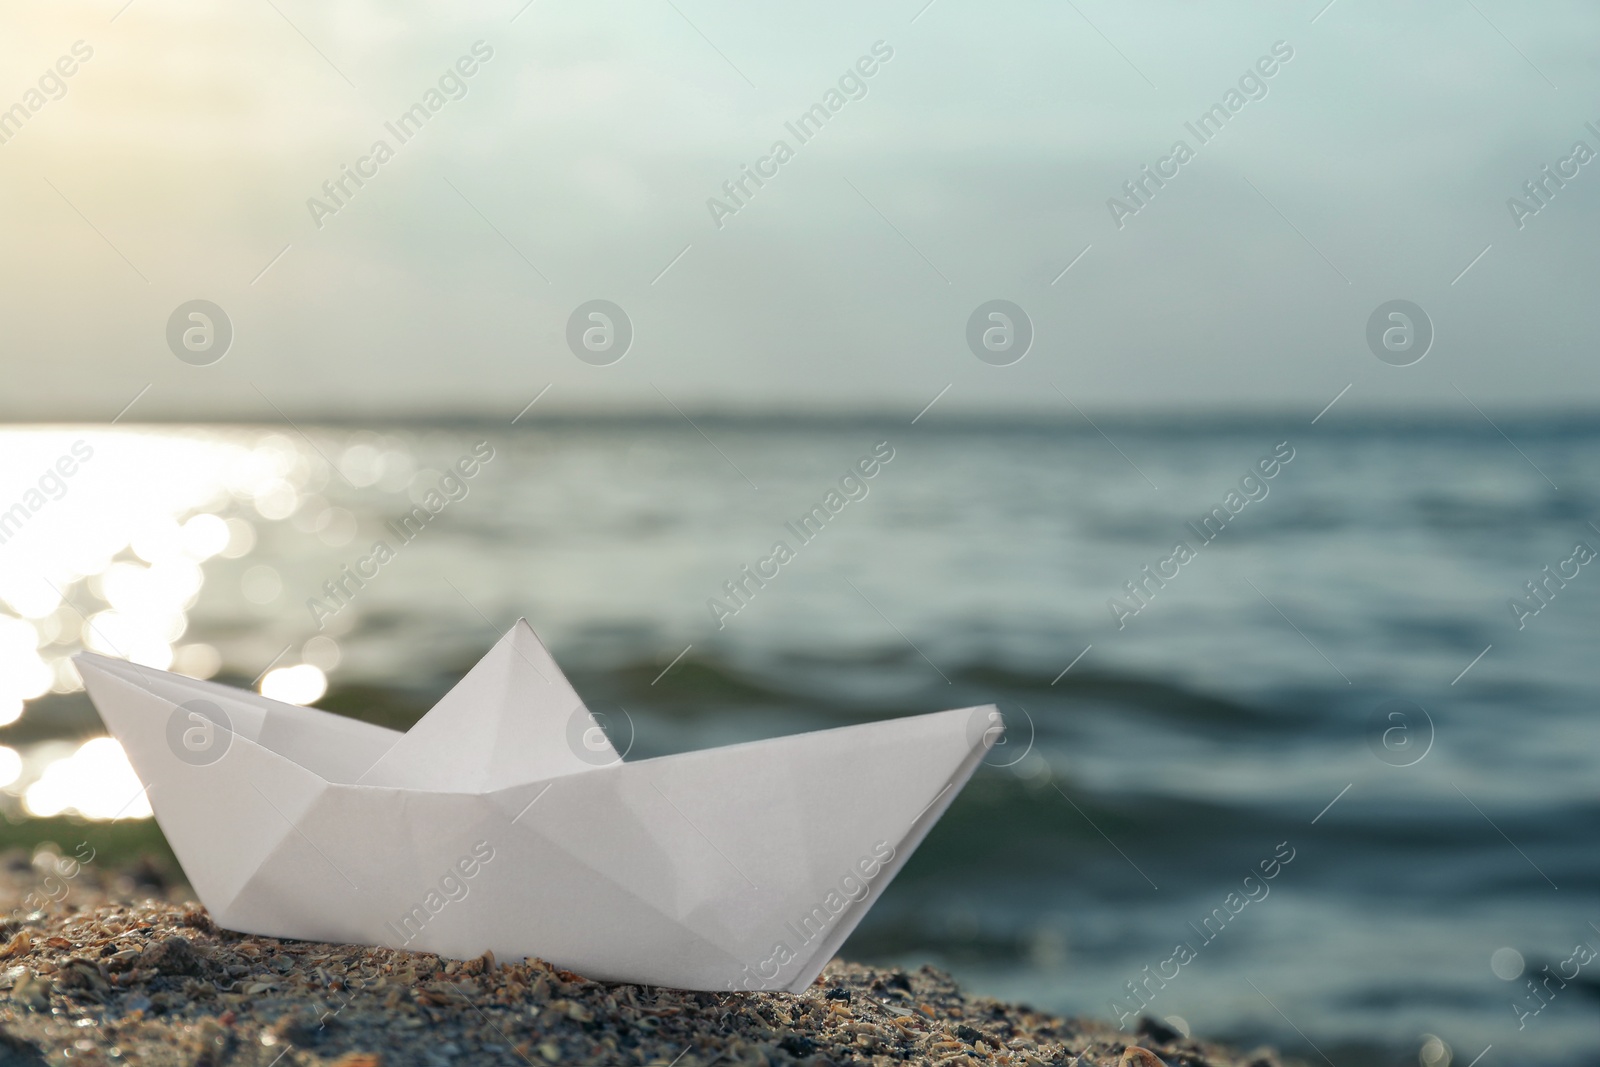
left=5, top=405, right=1600, bottom=432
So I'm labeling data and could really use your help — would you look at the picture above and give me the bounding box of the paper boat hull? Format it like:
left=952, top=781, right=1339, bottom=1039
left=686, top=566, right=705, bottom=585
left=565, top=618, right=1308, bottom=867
left=77, top=648, right=999, bottom=992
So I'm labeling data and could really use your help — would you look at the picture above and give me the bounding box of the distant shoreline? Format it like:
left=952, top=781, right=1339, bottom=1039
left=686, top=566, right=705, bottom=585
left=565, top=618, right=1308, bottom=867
left=3, top=409, right=1599, bottom=434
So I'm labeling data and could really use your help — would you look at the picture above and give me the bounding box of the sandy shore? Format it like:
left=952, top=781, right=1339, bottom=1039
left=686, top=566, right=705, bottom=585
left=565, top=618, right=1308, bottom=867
left=0, top=855, right=1290, bottom=1067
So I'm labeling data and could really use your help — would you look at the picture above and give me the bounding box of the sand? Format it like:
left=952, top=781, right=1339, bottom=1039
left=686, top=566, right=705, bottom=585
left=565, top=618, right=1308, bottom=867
left=0, top=854, right=1291, bottom=1067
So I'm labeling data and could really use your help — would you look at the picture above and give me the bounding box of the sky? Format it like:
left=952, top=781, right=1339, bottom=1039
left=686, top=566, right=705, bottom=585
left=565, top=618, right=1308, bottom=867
left=2, top=0, right=1598, bottom=420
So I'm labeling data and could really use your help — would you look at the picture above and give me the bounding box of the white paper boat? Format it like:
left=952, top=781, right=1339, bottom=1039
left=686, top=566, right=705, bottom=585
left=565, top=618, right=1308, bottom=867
left=74, top=621, right=1001, bottom=992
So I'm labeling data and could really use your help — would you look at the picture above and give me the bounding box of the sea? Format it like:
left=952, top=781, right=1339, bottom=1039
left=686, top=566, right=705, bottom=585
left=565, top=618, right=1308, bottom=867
left=0, top=416, right=1595, bottom=1067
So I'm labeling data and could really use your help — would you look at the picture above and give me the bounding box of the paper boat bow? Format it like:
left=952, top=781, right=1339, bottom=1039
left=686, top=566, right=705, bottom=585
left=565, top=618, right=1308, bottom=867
left=76, top=621, right=1001, bottom=992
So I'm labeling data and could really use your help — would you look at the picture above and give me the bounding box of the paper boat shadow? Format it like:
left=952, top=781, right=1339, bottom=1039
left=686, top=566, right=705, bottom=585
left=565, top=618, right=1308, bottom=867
left=76, top=620, right=1001, bottom=992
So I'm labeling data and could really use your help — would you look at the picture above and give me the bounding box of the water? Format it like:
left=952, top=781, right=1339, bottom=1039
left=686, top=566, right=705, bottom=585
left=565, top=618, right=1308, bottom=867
left=1, top=417, right=1596, bottom=1066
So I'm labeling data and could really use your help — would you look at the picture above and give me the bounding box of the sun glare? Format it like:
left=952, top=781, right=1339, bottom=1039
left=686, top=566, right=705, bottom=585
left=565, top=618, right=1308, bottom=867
left=22, top=738, right=151, bottom=820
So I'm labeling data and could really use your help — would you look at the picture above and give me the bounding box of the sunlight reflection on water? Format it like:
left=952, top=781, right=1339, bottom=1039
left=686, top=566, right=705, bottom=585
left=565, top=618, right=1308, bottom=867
left=0, top=427, right=408, bottom=820
left=22, top=738, right=152, bottom=820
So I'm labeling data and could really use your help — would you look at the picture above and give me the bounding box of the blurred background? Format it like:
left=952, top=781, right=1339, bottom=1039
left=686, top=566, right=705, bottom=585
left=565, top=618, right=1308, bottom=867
left=1, top=1, right=1597, bottom=1065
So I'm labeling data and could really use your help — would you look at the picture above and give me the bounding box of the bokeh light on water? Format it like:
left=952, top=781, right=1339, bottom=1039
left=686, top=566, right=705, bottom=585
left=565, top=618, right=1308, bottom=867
left=260, top=664, right=327, bottom=705
left=22, top=738, right=152, bottom=820
left=0, top=426, right=423, bottom=820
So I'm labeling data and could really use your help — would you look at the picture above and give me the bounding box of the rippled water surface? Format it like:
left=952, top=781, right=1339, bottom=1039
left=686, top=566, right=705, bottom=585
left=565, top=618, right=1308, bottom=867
left=1, top=418, right=1595, bottom=1066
